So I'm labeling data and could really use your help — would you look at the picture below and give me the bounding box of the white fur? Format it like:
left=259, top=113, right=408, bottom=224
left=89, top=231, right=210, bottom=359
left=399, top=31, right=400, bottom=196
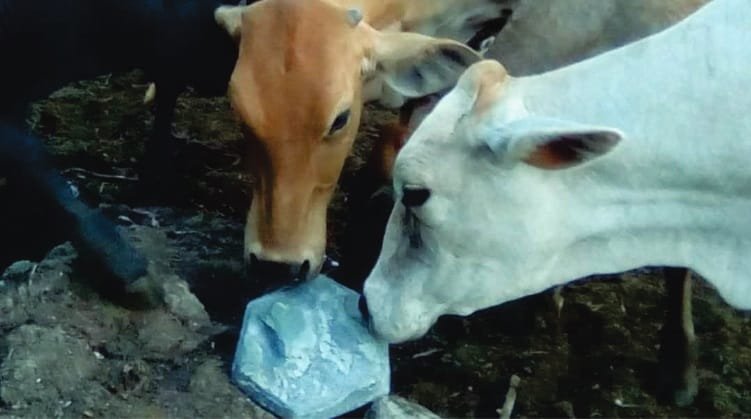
left=396, top=0, right=707, bottom=146
left=360, top=0, right=509, bottom=108
left=364, top=0, right=751, bottom=343
left=487, top=0, right=709, bottom=76
left=402, top=0, right=515, bottom=44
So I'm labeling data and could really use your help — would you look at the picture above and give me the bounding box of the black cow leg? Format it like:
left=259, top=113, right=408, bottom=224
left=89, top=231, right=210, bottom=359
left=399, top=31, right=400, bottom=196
left=656, top=267, right=698, bottom=406
left=0, top=123, right=148, bottom=290
left=139, top=86, right=182, bottom=202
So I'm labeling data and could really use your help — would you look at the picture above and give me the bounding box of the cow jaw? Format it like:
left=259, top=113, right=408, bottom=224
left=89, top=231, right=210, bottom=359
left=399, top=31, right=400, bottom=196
left=362, top=208, right=445, bottom=344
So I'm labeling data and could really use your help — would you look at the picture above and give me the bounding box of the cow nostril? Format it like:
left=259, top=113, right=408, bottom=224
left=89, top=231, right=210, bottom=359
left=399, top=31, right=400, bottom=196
left=402, top=186, right=431, bottom=208
left=250, top=253, right=260, bottom=265
left=358, top=295, right=371, bottom=322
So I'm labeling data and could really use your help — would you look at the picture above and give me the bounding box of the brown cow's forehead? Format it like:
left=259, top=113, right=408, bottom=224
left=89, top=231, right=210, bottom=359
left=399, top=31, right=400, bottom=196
left=230, top=0, right=365, bottom=141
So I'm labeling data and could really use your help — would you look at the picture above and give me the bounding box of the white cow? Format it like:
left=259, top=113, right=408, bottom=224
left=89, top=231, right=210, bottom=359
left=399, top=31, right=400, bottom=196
left=364, top=0, right=748, bottom=351
left=488, top=0, right=709, bottom=75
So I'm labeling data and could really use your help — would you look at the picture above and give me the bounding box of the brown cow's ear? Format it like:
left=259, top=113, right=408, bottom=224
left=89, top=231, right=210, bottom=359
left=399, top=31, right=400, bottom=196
left=369, top=31, right=483, bottom=99
left=215, top=5, right=246, bottom=40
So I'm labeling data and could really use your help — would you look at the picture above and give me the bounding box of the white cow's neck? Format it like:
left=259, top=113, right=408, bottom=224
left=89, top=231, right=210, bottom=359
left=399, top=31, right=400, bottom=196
left=505, top=0, right=751, bottom=308
left=552, top=176, right=751, bottom=308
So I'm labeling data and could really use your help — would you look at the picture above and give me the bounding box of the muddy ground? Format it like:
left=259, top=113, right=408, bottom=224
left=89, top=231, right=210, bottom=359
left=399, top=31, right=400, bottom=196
left=1, top=72, right=750, bottom=418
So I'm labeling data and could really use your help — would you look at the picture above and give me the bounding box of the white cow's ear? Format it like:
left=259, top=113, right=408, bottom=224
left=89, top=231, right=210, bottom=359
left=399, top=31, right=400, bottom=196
left=215, top=5, right=247, bottom=40
left=487, top=117, right=623, bottom=170
left=367, top=31, right=483, bottom=98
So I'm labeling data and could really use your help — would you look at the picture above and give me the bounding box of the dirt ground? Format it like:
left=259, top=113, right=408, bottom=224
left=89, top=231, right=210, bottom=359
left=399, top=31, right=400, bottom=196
left=1, top=72, right=751, bottom=418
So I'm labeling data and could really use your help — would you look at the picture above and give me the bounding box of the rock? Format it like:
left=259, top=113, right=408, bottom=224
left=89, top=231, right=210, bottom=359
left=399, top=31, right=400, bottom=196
left=552, top=400, right=576, bottom=418
left=0, top=244, right=76, bottom=330
left=232, top=275, right=390, bottom=418
left=136, top=311, right=208, bottom=359
left=41, top=242, right=78, bottom=267
left=0, top=325, right=99, bottom=409
left=1, top=260, right=36, bottom=282
left=188, top=359, right=276, bottom=419
left=366, top=395, right=441, bottom=419
left=161, top=275, right=211, bottom=329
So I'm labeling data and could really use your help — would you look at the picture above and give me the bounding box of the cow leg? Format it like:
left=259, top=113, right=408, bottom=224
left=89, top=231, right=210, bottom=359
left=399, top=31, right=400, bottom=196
left=0, top=122, right=148, bottom=290
left=656, top=267, right=698, bottom=406
left=140, top=84, right=181, bottom=199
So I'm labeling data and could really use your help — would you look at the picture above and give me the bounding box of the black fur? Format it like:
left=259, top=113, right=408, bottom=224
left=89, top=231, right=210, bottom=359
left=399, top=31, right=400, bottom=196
left=0, top=0, right=243, bottom=285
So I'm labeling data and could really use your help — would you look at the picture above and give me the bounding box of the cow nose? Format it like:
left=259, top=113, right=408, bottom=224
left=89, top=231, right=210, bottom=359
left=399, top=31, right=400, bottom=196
left=247, top=253, right=311, bottom=287
left=358, top=294, right=371, bottom=322
left=401, top=186, right=431, bottom=208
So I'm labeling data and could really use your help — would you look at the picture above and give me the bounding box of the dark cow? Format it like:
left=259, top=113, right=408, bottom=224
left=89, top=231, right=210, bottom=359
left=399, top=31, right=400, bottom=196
left=0, top=0, right=245, bottom=291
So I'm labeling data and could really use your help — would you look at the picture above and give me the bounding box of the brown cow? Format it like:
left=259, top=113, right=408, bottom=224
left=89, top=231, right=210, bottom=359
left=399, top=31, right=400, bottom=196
left=214, top=0, right=505, bottom=284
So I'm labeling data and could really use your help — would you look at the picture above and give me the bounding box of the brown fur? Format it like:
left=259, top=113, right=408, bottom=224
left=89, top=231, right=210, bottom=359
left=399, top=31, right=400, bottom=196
left=370, top=121, right=409, bottom=182
left=218, top=0, right=490, bottom=272
left=229, top=0, right=449, bottom=268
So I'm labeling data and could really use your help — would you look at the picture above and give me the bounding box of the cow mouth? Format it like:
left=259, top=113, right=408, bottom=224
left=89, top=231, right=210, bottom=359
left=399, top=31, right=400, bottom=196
left=245, top=255, right=314, bottom=292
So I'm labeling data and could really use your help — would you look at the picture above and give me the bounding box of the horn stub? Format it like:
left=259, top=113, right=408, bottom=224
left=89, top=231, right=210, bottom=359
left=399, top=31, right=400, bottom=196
left=346, top=8, right=363, bottom=27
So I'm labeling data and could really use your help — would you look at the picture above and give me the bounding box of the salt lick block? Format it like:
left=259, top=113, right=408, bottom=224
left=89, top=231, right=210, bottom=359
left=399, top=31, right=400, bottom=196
left=232, top=275, right=390, bottom=418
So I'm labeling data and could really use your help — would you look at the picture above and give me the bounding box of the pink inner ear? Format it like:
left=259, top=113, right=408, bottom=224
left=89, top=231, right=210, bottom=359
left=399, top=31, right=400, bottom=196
left=524, top=136, right=589, bottom=170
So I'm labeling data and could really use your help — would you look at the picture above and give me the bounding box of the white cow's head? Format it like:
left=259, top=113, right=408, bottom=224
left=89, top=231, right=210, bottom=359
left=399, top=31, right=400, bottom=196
left=363, top=60, right=623, bottom=343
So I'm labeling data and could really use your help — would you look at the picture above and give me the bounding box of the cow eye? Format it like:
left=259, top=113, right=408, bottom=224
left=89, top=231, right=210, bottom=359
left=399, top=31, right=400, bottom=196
left=402, top=186, right=431, bottom=208
left=329, top=109, right=351, bottom=135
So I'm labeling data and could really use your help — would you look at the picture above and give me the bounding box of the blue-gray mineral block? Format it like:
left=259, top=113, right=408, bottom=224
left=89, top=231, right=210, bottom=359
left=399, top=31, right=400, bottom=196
left=232, top=275, right=390, bottom=418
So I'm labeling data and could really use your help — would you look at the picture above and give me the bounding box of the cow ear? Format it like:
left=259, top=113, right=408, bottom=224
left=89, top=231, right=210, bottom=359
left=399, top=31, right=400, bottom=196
left=368, top=31, right=482, bottom=98
left=215, top=5, right=246, bottom=40
left=486, top=117, right=623, bottom=170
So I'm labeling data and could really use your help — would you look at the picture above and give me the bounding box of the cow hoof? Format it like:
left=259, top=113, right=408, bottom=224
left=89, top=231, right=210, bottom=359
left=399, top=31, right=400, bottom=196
left=657, top=352, right=698, bottom=407
left=656, top=328, right=698, bottom=406
left=74, top=209, right=149, bottom=285
left=672, top=375, right=699, bottom=407
left=123, top=265, right=165, bottom=309
left=656, top=363, right=698, bottom=407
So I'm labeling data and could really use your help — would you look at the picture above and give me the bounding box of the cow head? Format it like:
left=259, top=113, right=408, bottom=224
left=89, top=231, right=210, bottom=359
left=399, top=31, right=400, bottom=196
left=363, top=60, right=623, bottom=343
left=215, top=0, right=481, bottom=285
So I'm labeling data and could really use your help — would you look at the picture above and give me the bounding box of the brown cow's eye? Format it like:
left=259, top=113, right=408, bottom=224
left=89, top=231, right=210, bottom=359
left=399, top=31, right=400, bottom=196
left=329, top=109, right=350, bottom=135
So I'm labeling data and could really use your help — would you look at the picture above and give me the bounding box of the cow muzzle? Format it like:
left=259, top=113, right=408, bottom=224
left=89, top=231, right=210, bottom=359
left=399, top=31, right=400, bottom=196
left=243, top=168, right=333, bottom=289
left=246, top=253, right=312, bottom=288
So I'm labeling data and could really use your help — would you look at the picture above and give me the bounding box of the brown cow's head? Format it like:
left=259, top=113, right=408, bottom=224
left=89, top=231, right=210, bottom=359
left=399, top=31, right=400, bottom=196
left=215, top=0, right=481, bottom=285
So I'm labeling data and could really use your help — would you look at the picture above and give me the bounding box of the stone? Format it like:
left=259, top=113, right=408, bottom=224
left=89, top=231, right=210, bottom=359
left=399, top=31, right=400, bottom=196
left=366, top=395, right=441, bottom=419
left=188, top=359, right=276, bottom=419
left=232, top=275, right=390, bottom=418
left=0, top=325, right=99, bottom=409
left=1, top=260, right=36, bottom=282
left=160, top=274, right=211, bottom=329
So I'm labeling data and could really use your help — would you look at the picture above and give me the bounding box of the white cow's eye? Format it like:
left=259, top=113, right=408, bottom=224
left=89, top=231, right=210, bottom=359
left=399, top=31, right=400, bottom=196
left=401, top=186, right=431, bottom=208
